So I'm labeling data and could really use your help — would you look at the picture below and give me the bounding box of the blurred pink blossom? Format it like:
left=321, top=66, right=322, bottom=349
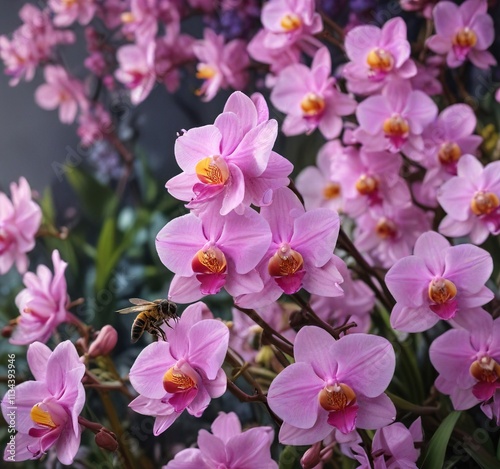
left=11, top=250, right=71, bottom=345
left=48, top=0, right=97, bottom=27
left=0, top=177, right=41, bottom=275
left=193, top=29, right=249, bottom=101
left=35, top=65, right=87, bottom=124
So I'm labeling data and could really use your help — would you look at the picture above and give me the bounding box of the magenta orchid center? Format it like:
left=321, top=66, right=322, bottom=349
left=300, top=93, right=325, bottom=117
left=355, top=174, right=378, bottom=195
left=268, top=243, right=304, bottom=278
left=366, top=48, right=394, bottom=74
left=375, top=217, right=398, bottom=239
left=469, top=356, right=500, bottom=384
left=383, top=114, right=410, bottom=141
left=323, top=182, right=341, bottom=199
left=428, top=278, right=457, bottom=305
left=452, top=28, right=477, bottom=49
left=318, top=383, right=357, bottom=412
left=163, top=362, right=198, bottom=394
left=280, top=13, right=302, bottom=31
left=30, top=403, right=58, bottom=430
left=470, top=191, right=500, bottom=216
left=191, top=245, right=227, bottom=275
left=195, top=156, right=229, bottom=185
left=438, top=142, right=462, bottom=166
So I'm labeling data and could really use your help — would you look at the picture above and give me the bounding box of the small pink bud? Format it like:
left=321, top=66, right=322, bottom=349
left=95, top=429, right=118, bottom=452
left=88, top=325, right=118, bottom=358
left=300, top=442, right=322, bottom=469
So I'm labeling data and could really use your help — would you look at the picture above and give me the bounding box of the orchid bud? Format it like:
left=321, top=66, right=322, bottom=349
left=88, top=325, right=118, bottom=358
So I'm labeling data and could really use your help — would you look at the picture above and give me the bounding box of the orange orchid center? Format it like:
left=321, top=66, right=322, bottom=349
left=195, top=156, right=229, bottom=185
left=438, top=142, right=462, bottom=165
left=470, top=191, right=500, bottom=216
left=62, top=0, right=77, bottom=7
left=355, top=174, right=378, bottom=195
left=196, top=64, right=217, bottom=80
left=366, top=48, right=394, bottom=72
left=280, top=14, right=302, bottom=31
left=268, top=244, right=304, bottom=277
left=383, top=115, right=410, bottom=138
left=323, top=182, right=341, bottom=199
left=470, top=356, right=500, bottom=384
left=375, top=218, right=397, bottom=239
left=453, top=28, right=477, bottom=48
left=30, top=404, right=57, bottom=429
left=163, top=365, right=197, bottom=394
left=121, top=12, right=135, bottom=23
left=428, top=278, right=457, bottom=304
left=300, top=93, right=325, bottom=117
left=192, top=246, right=227, bottom=275
left=318, top=383, right=356, bottom=412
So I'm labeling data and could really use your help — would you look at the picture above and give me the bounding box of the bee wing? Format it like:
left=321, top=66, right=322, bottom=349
left=117, top=305, right=153, bottom=314
left=129, top=298, right=153, bottom=306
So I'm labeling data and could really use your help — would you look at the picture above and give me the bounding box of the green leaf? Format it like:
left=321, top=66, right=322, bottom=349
left=278, top=446, right=304, bottom=469
left=39, top=187, right=55, bottom=225
left=95, top=218, right=117, bottom=292
left=463, top=443, right=500, bottom=469
left=65, top=166, right=118, bottom=220
left=420, top=411, right=461, bottom=469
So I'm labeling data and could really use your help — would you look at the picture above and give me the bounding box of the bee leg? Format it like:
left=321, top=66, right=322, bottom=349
left=152, top=324, right=167, bottom=341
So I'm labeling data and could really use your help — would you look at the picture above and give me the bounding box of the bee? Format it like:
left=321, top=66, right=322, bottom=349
left=117, top=298, right=178, bottom=343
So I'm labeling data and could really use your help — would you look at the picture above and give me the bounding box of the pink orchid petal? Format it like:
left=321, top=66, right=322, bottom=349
left=174, top=126, right=222, bottom=172
left=390, top=303, right=440, bottom=333
left=385, top=256, right=430, bottom=306
left=334, top=334, right=395, bottom=397
left=129, top=342, right=175, bottom=399
left=355, top=393, right=396, bottom=430
left=187, top=320, right=229, bottom=380
left=278, top=418, right=333, bottom=446
left=267, top=362, right=324, bottom=429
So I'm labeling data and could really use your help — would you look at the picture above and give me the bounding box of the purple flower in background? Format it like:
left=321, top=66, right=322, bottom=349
left=1, top=341, right=85, bottom=464
left=426, top=0, right=496, bottom=69
left=48, top=0, right=96, bottom=27
left=268, top=326, right=395, bottom=444
left=129, top=303, right=229, bottom=435
left=295, top=139, right=345, bottom=212
left=193, top=29, right=249, bottom=101
left=165, top=412, right=277, bottom=469
left=438, top=155, right=500, bottom=244
left=343, top=17, right=417, bottom=95
left=0, top=177, right=41, bottom=275
left=354, top=202, right=432, bottom=269
left=430, top=308, right=500, bottom=424
left=35, top=65, right=86, bottom=124
left=386, top=231, right=493, bottom=332
left=115, top=42, right=156, bottom=105
left=271, top=47, right=356, bottom=139
left=11, top=250, right=71, bottom=345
